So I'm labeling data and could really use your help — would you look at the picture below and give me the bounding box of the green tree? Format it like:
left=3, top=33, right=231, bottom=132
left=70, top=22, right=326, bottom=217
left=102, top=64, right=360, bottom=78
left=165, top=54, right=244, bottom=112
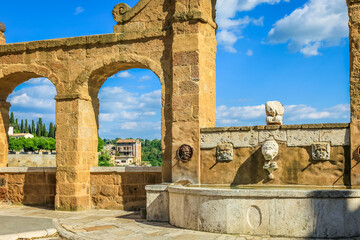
left=98, top=150, right=112, bottom=166
left=10, top=112, right=15, bottom=125
left=37, top=137, right=48, bottom=151
left=48, top=138, right=56, bottom=153
left=42, top=124, right=48, bottom=137
left=9, top=137, right=22, bottom=151
left=31, top=120, right=36, bottom=135
left=98, top=137, right=104, bottom=152
left=21, top=138, right=35, bottom=152
left=25, top=119, right=28, bottom=133
left=20, top=119, right=24, bottom=133
left=48, top=122, right=55, bottom=138
left=36, top=122, right=41, bottom=137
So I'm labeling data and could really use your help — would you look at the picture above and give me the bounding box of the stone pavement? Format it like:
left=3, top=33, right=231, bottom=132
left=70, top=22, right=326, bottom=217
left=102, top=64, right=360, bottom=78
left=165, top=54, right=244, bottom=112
left=0, top=205, right=250, bottom=240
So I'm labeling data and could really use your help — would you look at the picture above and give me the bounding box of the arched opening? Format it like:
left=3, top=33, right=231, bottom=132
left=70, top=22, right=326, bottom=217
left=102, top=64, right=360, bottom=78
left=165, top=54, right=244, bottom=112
left=7, top=77, right=57, bottom=167
left=0, top=71, right=58, bottom=207
left=94, top=68, right=162, bottom=167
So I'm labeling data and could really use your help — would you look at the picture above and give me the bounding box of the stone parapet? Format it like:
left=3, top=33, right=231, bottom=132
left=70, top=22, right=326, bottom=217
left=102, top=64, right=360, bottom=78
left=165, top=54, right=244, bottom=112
left=201, top=124, right=350, bottom=148
left=90, top=166, right=162, bottom=173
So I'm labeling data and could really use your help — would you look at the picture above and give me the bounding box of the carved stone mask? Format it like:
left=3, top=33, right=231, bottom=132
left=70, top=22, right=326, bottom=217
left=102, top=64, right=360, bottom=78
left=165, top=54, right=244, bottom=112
left=312, top=142, right=330, bottom=161
left=216, top=143, right=233, bottom=162
left=177, top=144, right=193, bottom=163
left=261, top=139, right=279, bottom=161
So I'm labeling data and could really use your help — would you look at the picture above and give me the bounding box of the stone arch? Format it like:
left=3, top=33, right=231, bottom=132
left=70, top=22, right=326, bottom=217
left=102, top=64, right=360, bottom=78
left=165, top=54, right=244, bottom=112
left=0, top=64, right=59, bottom=168
left=75, top=54, right=166, bottom=98
left=0, top=64, right=59, bottom=100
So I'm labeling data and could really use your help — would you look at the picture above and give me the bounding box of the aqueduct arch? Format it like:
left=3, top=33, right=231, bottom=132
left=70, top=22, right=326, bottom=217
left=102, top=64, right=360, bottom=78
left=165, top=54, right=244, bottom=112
left=0, top=0, right=217, bottom=210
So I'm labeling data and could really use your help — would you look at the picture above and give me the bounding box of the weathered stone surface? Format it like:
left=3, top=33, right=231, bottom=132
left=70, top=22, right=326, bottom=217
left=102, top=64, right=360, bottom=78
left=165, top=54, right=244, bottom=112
left=287, top=129, right=320, bottom=147
left=146, top=184, right=169, bottom=222
left=216, top=143, right=233, bottom=162
left=265, top=101, right=284, bottom=125
left=168, top=185, right=360, bottom=238
left=0, top=22, right=5, bottom=33
left=201, top=127, right=349, bottom=149
left=312, top=142, right=331, bottom=161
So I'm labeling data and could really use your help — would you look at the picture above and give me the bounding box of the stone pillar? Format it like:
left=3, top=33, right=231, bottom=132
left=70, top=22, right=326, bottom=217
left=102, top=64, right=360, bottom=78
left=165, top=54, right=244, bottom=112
left=0, top=102, right=10, bottom=167
left=0, top=22, right=6, bottom=45
left=167, top=0, right=217, bottom=184
left=348, top=0, right=360, bottom=186
left=54, top=95, right=98, bottom=211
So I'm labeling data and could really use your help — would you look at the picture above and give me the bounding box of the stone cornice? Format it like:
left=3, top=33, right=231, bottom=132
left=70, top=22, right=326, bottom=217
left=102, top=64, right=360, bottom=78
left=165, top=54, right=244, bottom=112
left=348, top=0, right=360, bottom=6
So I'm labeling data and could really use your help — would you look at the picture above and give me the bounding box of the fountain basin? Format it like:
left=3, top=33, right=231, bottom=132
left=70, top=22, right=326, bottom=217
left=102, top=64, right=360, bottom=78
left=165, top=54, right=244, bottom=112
left=167, top=185, right=360, bottom=239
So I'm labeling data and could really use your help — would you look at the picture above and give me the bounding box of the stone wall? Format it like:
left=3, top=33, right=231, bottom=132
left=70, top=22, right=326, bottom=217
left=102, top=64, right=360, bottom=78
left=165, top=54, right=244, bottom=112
left=0, top=167, right=56, bottom=206
left=200, top=123, right=351, bottom=186
left=0, top=167, right=161, bottom=209
left=8, top=153, right=56, bottom=167
left=90, top=167, right=162, bottom=210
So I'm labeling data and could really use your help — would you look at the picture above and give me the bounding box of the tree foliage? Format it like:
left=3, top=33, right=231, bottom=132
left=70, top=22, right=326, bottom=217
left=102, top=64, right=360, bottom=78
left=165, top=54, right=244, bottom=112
left=141, top=139, right=162, bottom=166
left=98, top=150, right=112, bottom=166
left=9, top=136, right=56, bottom=152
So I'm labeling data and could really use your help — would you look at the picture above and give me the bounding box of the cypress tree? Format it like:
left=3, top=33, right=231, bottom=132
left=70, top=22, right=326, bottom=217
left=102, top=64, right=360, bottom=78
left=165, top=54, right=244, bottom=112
left=43, top=124, right=48, bottom=137
left=20, top=120, right=24, bottom=133
left=25, top=120, right=28, bottom=133
left=36, top=122, right=41, bottom=137
left=10, top=112, right=15, bottom=125
left=49, top=122, right=55, bottom=138
left=31, top=120, right=36, bottom=134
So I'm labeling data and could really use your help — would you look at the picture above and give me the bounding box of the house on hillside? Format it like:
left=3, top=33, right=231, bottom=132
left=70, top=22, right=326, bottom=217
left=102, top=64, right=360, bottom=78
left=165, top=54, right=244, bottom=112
left=115, top=139, right=141, bottom=166
left=8, top=126, right=34, bottom=139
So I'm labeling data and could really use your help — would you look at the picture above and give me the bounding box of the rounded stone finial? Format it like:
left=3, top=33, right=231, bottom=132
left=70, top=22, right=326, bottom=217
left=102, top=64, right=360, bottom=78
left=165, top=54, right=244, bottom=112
left=0, top=22, right=6, bottom=33
left=112, top=3, right=131, bottom=23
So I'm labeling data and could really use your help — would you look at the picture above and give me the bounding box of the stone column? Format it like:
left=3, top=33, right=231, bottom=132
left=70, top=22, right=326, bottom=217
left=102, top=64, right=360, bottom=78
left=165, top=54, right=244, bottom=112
left=0, top=101, right=10, bottom=167
left=167, top=0, right=217, bottom=184
left=54, top=95, right=98, bottom=211
left=348, top=0, right=360, bottom=186
left=0, top=22, right=6, bottom=45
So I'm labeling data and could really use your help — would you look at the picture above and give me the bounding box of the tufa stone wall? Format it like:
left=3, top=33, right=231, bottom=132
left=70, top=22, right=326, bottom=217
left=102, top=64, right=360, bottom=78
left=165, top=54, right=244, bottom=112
left=8, top=153, right=56, bottom=167
left=200, top=124, right=351, bottom=186
left=0, top=167, right=161, bottom=209
left=90, top=167, right=162, bottom=210
left=0, top=168, right=56, bottom=206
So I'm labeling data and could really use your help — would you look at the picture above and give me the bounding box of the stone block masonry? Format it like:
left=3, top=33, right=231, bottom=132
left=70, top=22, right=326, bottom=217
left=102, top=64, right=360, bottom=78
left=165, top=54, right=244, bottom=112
left=200, top=124, right=351, bottom=186
left=0, top=167, right=161, bottom=210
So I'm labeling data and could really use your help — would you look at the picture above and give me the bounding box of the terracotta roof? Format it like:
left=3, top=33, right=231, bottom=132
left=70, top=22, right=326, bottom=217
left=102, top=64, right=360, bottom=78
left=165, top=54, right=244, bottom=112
left=116, top=139, right=140, bottom=143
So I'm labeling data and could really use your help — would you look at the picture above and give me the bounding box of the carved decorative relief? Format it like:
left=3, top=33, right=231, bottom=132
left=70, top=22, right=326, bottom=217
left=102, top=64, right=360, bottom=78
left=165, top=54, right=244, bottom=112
left=216, top=143, right=233, bottom=162
left=265, top=101, right=284, bottom=125
left=261, top=139, right=279, bottom=161
left=262, top=139, right=279, bottom=180
left=112, top=3, right=131, bottom=22
left=312, top=142, right=330, bottom=161
left=177, top=144, right=193, bottom=163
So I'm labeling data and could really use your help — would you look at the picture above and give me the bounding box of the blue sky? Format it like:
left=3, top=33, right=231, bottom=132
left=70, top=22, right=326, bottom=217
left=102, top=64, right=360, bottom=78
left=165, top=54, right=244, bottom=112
left=1, top=0, right=350, bottom=139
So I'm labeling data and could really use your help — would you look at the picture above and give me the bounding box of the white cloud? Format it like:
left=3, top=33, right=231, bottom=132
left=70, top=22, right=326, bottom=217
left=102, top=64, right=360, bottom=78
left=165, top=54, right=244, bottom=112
left=117, top=71, right=133, bottom=78
left=216, top=103, right=349, bottom=126
left=139, top=75, right=151, bottom=82
left=246, top=49, right=254, bottom=56
left=268, top=0, right=348, bottom=56
left=74, top=6, right=84, bottom=15
left=216, top=0, right=286, bottom=52
left=8, top=83, right=56, bottom=112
